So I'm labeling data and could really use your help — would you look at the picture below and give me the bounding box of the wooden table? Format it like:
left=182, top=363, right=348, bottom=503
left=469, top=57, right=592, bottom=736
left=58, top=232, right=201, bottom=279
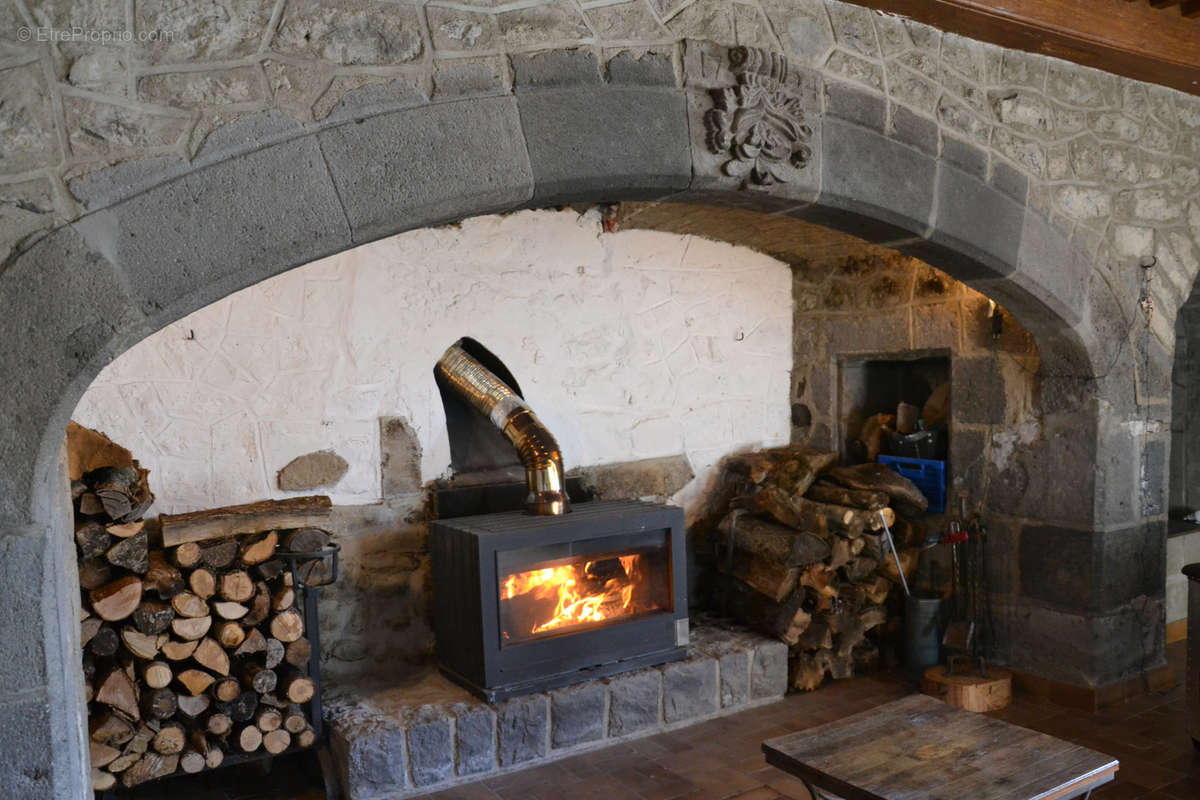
left=763, top=694, right=1118, bottom=800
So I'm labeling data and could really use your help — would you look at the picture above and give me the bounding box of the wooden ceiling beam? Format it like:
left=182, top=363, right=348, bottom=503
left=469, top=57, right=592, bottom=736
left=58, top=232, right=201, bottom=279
left=841, top=0, right=1200, bottom=96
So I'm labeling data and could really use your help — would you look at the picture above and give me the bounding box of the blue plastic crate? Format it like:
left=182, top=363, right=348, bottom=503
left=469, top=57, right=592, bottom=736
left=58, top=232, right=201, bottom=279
left=877, top=455, right=946, bottom=515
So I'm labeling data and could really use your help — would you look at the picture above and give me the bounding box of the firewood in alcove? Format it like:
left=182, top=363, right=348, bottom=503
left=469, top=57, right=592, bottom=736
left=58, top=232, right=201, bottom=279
left=90, top=710, right=134, bottom=746
left=175, top=669, right=215, bottom=696
left=213, top=600, right=249, bottom=620
left=284, top=637, right=311, bottom=669
left=233, top=627, right=267, bottom=657
left=199, top=539, right=239, bottom=569
left=210, top=675, right=241, bottom=703
left=107, top=520, right=145, bottom=539
left=239, top=531, right=279, bottom=566
left=159, top=497, right=331, bottom=547
left=141, top=661, right=171, bottom=689
left=825, top=464, right=929, bottom=514
left=121, top=752, right=178, bottom=788
left=172, top=542, right=202, bottom=569
left=718, top=513, right=831, bottom=566
left=255, top=707, right=283, bottom=732
left=151, top=722, right=185, bottom=756
left=272, top=585, right=295, bottom=611
left=242, top=663, right=277, bottom=694
left=161, top=639, right=198, bottom=661
left=174, top=693, right=210, bottom=721
left=171, top=591, right=208, bottom=619
left=243, top=581, right=271, bottom=626
left=120, top=627, right=165, bottom=660
left=295, top=726, right=315, bottom=748
left=96, top=669, right=140, bottom=722
left=717, top=551, right=799, bottom=603
left=170, top=615, right=212, bottom=641
left=188, top=567, right=216, bottom=599
left=215, top=621, right=246, bottom=649
left=721, top=579, right=812, bottom=645
left=132, top=600, right=174, bottom=636
left=75, top=521, right=113, bottom=559
left=90, top=575, right=142, bottom=622
left=269, top=608, right=303, bottom=642
left=228, top=691, right=259, bottom=723
left=805, top=481, right=889, bottom=511
left=262, top=729, right=291, bottom=755
left=219, top=570, right=254, bottom=602
left=90, top=740, right=121, bottom=769
left=264, top=638, right=285, bottom=669
left=206, top=713, right=233, bottom=736
left=283, top=705, right=307, bottom=734
left=88, top=625, right=119, bottom=657
left=81, top=616, right=102, bottom=648
left=279, top=669, right=315, bottom=704
left=193, top=638, right=230, bottom=676
left=79, top=557, right=113, bottom=590
left=235, top=725, right=263, bottom=753
left=92, top=769, right=117, bottom=791
left=139, top=687, right=177, bottom=721
left=178, top=750, right=205, bottom=774
left=144, top=551, right=184, bottom=598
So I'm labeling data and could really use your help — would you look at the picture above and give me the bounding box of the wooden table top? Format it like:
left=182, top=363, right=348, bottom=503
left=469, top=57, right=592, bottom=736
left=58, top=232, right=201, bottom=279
left=763, top=694, right=1119, bottom=800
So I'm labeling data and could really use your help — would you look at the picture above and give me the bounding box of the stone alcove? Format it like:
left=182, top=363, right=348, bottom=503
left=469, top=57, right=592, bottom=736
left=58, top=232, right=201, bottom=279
left=0, top=40, right=1173, bottom=799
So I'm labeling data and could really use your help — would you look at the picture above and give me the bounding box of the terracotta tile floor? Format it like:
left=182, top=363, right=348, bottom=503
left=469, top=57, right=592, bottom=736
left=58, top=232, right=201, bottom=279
left=129, top=642, right=1198, bottom=800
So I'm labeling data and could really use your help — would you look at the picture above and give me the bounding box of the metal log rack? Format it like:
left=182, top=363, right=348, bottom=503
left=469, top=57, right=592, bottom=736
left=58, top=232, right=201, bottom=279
left=98, top=542, right=341, bottom=798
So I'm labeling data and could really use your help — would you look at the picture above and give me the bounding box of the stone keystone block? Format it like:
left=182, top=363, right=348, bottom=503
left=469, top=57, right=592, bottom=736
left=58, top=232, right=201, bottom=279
left=497, top=695, right=548, bottom=766
left=662, top=655, right=718, bottom=723
left=607, top=667, right=662, bottom=737
left=550, top=683, right=605, bottom=749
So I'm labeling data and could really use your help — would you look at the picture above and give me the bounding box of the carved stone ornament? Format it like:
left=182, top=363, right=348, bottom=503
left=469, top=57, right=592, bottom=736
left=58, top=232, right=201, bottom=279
left=704, top=47, right=814, bottom=188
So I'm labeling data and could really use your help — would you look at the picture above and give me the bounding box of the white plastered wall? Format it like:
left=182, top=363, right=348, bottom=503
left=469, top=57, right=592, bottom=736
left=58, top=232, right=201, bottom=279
left=73, top=209, right=794, bottom=514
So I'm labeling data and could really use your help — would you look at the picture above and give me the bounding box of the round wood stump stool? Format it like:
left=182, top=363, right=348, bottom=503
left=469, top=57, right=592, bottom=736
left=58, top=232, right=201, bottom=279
left=921, top=665, right=1012, bottom=712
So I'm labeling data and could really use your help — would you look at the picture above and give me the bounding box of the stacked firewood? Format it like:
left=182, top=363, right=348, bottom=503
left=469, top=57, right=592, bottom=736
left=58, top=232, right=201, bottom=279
left=711, top=446, right=927, bottom=691
left=74, top=430, right=330, bottom=791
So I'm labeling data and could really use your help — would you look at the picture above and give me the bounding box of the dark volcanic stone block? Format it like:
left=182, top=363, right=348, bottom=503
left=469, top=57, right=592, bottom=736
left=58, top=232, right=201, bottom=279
left=497, top=695, right=548, bottom=766
left=824, top=81, right=885, bottom=130
left=407, top=713, right=453, bottom=787
left=607, top=668, right=662, bottom=736
left=715, top=648, right=750, bottom=708
left=750, top=640, right=788, bottom=699
left=452, top=703, right=495, bottom=776
left=517, top=86, right=691, bottom=205
left=550, top=683, right=605, bottom=749
left=330, top=715, right=408, bottom=798
left=662, top=656, right=718, bottom=723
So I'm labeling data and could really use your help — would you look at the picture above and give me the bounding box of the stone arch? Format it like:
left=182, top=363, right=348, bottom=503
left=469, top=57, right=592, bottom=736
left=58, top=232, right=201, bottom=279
left=0, top=43, right=1121, bottom=799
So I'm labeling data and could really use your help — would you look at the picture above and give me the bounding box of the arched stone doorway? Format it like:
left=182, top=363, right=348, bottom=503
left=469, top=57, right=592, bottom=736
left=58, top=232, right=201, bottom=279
left=0, top=43, right=1161, bottom=799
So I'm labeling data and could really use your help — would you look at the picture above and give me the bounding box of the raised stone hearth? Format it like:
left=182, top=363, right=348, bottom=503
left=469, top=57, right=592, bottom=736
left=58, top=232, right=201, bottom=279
left=326, top=624, right=786, bottom=798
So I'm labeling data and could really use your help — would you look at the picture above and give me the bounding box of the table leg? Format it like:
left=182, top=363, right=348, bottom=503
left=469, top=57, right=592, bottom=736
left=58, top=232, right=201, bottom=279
left=800, top=777, right=845, bottom=800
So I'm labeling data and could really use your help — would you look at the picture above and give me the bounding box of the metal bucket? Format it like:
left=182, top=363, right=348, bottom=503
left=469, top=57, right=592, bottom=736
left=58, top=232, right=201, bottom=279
left=905, top=592, right=943, bottom=678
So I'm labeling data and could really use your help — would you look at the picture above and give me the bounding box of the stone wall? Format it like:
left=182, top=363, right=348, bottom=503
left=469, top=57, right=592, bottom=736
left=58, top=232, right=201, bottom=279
left=1172, top=290, right=1200, bottom=514
left=4, top=0, right=1199, bottom=354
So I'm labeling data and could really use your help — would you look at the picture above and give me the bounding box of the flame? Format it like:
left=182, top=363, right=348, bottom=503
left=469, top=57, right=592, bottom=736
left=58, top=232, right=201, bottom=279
left=502, top=555, right=643, bottom=636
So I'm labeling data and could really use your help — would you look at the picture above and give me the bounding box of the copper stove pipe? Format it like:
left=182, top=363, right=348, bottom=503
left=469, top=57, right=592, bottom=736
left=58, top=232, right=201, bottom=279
left=435, top=343, right=570, bottom=516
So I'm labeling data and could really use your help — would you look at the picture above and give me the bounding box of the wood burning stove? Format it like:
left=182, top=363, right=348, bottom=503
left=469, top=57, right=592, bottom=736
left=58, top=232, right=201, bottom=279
left=432, top=499, right=688, bottom=702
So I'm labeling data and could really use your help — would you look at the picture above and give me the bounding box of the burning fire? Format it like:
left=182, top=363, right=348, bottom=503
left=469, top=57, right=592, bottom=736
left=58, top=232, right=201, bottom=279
left=502, top=555, right=640, bottom=636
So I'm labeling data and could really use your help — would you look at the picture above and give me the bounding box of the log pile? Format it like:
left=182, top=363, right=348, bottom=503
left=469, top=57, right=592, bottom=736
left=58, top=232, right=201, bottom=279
left=711, top=447, right=926, bottom=692
left=72, top=425, right=327, bottom=791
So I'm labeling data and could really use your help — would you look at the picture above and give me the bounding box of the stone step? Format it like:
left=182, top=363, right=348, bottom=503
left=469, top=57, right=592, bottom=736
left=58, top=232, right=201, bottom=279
left=326, top=623, right=788, bottom=799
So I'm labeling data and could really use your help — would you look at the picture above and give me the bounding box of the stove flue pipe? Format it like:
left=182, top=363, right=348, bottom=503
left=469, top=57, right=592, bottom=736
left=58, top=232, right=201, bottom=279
left=434, top=343, right=570, bottom=516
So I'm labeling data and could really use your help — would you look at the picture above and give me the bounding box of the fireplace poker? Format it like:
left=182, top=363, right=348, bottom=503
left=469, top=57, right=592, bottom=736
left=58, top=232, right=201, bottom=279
left=878, top=510, right=910, bottom=598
